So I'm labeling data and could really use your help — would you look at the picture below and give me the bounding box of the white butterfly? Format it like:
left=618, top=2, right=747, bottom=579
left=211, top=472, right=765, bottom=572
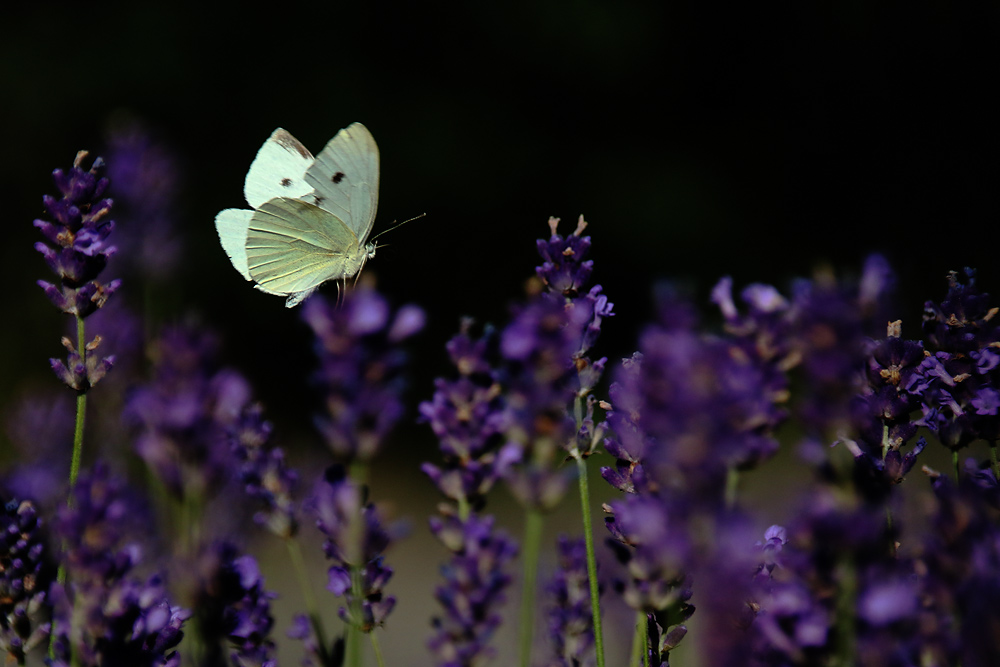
left=215, top=123, right=380, bottom=307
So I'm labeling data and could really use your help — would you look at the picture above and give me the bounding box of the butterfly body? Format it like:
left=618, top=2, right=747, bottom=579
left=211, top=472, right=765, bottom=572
left=216, top=123, right=380, bottom=307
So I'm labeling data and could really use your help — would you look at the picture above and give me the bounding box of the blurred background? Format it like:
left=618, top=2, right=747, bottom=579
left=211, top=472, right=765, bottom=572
left=2, top=1, right=998, bottom=665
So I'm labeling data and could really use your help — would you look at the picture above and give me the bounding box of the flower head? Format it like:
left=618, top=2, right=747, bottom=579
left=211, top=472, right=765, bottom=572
left=915, top=269, right=1000, bottom=450
left=427, top=513, right=517, bottom=666
left=303, top=283, right=424, bottom=462
left=307, top=466, right=398, bottom=632
left=34, top=151, right=121, bottom=319
left=546, top=536, right=599, bottom=667
left=192, top=541, right=277, bottom=667
left=420, top=320, right=516, bottom=509
left=50, top=465, right=189, bottom=667
left=125, top=326, right=251, bottom=500
left=0, top=497, right=53, bottom=664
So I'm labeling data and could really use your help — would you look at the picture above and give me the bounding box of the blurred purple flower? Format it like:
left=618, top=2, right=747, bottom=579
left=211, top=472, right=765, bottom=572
left=306, top=466, right=397, bottom=632
left=603, top=286, right=787, bottom=506
left=0, top=496, right=53, bottom=664
left=125, top=326, right=251, bottom=499
left=788, top=256, right=895, bottom=436
left=546, top=535, right=599, bottom=667
left=302, top=283, right=424, bottom=462
left=50, top=465, right=189, bottom=667
left=427, top=512, right=517, bottom=666
left=921, top=471, right=1000, bottom=666
left=192, top=541, right=277, bottom=667
left=231, top=403, right=300, bottom=539
left=104, top=119, right=182, bottom=280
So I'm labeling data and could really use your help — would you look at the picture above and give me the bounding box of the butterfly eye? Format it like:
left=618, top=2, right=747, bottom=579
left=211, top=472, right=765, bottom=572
left=331, top=172, right=345, bottom=184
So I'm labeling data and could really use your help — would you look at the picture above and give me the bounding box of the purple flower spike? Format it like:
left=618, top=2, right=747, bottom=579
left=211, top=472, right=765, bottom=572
left=546, top=536, right=599, bottom=666
left=302, top=283, right=424, bottom=462
left=125, top=326, right=251, bottom=500
left=427, top=513, right=517, bottom=666
left=34, top=151, right=119, bottom=318
left=231, top=403, right=300, bottom=539
left=192, top=541, right=277, bottom=667
left=50, top=465, right=190, bottom=667
left=420, top=320, right=511, bottom=508
left=536, top=215, right=594, bottom=299
left=307, top=466, right=398, bottom=633
left=0, top=497, right=53, bottom=664
left=788, top=257, right=895, bottom=437
left=104, top=120, right=182, bottom=280
left=915, top=269, right=1000, bottom=450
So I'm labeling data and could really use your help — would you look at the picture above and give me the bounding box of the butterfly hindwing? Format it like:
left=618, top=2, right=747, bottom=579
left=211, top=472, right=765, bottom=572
left=305, top=122, right=380, bottom=242
left=245, top=196, right=359, bottom=298
left=244, top=129, right=315, bottom=209
left=215, top=208, right=253, bottom=280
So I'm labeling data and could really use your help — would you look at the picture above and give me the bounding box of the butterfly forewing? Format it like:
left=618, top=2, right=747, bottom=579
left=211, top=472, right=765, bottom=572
left=305, top=122, right=380, bottom=242
left=244, top=129, right=315, bottom=209
left=245, top=197, right=359, bottom=296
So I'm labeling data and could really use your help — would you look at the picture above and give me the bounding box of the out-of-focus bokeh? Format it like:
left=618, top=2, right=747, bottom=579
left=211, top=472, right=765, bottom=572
left=3, top=2, right=997, bottom=665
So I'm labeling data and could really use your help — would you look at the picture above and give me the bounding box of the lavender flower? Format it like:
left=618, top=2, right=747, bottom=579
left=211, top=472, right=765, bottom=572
left=604, top=288, right=787, bottom=506
left=841, top=321, right=928, bottom=502
left=920, top=469, right=1000, bottom=666
left=916, top=269, right=1000, bottom=450
left=50, top=464, right=189, bottom=667
left=192, top=541, right=277, bottom=667
left=34, top=151, right=119, bottom=392
left=499, top=292, right=587, bottom=510
left=125, top=326, right=251, bottom=500
left=787, top=256, right=895, bottom=437
left=34, top=151, right=121, bottom=319
left=231, top=403, right=300, bottom=539
left=307, top=466, right=397, bottom=632
left=104, top=120, right=182, bottom=280
left=0, top=496, right=52, bottom=664
left=546, top=536, right=598, bottom=667
left=603, top=495, right=694, bottom=652
left=420, top=320, right=517, bottom=511
left=427, top=513, right=517, bottom=666
left=302, top=283, right=425, bottom=462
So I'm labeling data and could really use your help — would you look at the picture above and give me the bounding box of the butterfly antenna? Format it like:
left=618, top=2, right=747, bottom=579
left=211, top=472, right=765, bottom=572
left=370, top=212, right=426, bottom=244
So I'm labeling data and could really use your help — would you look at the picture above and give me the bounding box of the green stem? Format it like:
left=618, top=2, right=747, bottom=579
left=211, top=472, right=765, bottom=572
left=990, top=442, right=999, bottom=481
left=724, top=466, right=739, bottom=510
left=575, top=456, right=606, bottom=667
left=369, top=631, right=385, bottom=667
left=629, top=611, right=644, bottom=667
left=69, top=315, right=87, bottom=490
left=287, top=538, right=331, bottom=666
left=833, top=558, right=857, bottom=665
left=51, top=316, right=88, bottom=661
left=952, top=450, right=960, bottom=479
left=518, top=509, right=544, bottom=667
left=346, top=565, right=364, bottom=667
left=457, top=495, right=471, bottom=522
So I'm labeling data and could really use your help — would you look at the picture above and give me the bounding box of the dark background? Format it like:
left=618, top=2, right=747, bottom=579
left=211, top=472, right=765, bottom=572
left=5, top=2, right=998, bottom=423
left=2, top=2, right=998, bottom=663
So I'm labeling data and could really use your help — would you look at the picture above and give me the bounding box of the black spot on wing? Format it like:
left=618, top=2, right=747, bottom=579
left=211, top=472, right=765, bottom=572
left=280, top=178, right=293, bottom=187
left=312, top=195, right=326, bottom=206
left=332, top=172, right=345, bottom=184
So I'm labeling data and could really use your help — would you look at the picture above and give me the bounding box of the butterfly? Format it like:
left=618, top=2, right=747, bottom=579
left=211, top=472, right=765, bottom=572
left=215, top=123, right=380, bottom=307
